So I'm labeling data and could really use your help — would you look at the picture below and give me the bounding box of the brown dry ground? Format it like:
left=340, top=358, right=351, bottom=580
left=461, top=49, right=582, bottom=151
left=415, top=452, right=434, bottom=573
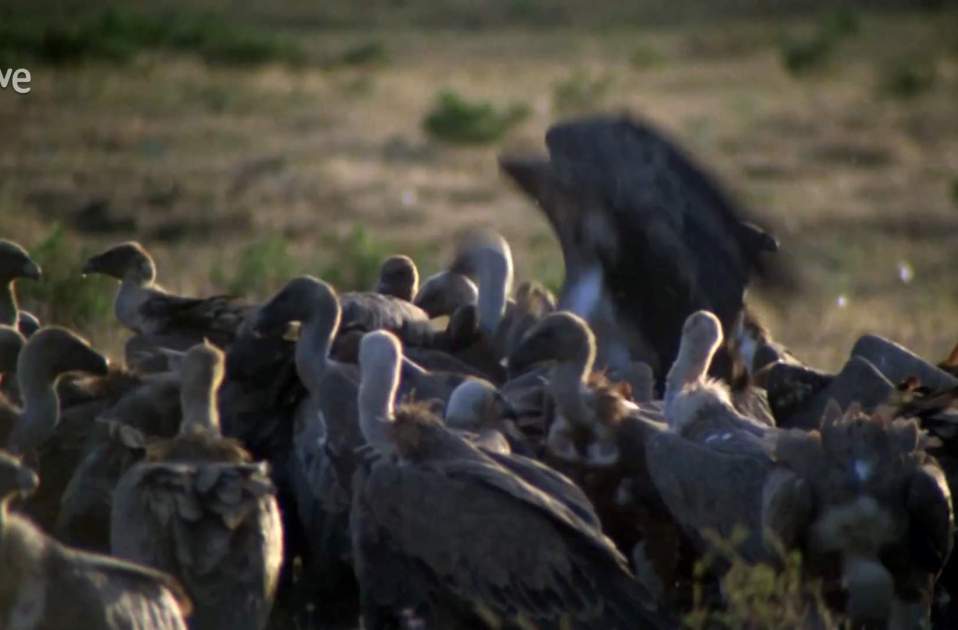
left=1, top=4, right=957, bottom=371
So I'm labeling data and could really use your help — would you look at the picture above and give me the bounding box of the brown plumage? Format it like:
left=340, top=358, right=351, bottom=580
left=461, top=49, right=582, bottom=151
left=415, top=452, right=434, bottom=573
left=111, top=342, right=284, bottom=630
left=0, top=449, right=191, bottom=630
left=352, top=330, right=669, bottom=629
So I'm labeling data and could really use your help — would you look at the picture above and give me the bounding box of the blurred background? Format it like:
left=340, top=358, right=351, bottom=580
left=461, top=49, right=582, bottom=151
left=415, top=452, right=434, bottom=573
left=0, top=0, right=956, bottom=369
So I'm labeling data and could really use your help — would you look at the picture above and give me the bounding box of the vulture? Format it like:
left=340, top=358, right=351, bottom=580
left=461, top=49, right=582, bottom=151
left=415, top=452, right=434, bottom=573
left=508, top=311, right=696, bottom=606
left=414, top=269, right=478, bottom=319
left=655, top=310, right=954, bottom=625
left=3, top=327, right=110, bottom=456
left=500, top=115, right=780, bottom=381
left=0, top=449, right=191, bottom=630
left=111, top=341, right=283, bottom=630
left=251, top=276, right=364, bottom=625
left=82, top=242, right=248, bottom=365
left=56, top=367, right=185, bottom=552
left=374, top=254, right=419, bottom=302
left=0, top=239, right=42, bottom=337
left=443, top=378, right=521, bottom=454
left=350, top=330, right=669, bottom=629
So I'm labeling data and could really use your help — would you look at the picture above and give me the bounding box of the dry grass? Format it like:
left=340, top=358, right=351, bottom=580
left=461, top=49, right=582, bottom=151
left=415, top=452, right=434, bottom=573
left=1, top=4, right=957, bottom=371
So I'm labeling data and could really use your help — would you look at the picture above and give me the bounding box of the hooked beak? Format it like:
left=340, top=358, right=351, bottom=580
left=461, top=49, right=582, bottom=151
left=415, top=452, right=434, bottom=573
left=20, top=260, right=41, bottom=281
left=84, top=349, right=111, bottom=376
left=80, top=256, right=100, bottom=277
left=17, top=466, right=39, bottom=498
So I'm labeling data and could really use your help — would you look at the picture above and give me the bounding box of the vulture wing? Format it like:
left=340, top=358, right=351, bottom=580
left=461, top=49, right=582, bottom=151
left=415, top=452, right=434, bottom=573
left=353, top=453, right=667, bottom=629
left=111, top=461, right=283, bottom=630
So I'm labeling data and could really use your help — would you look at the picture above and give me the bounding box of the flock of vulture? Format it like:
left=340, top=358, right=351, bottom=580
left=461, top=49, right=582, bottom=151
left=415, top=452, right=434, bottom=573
left=2, top=115, right=958, bottom=630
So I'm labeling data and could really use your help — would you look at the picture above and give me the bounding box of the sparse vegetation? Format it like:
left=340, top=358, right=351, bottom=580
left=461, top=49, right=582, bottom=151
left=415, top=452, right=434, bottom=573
left=16, top=226, right=113, bottom=330
left=685, top=530, right=836, bottom=630
left=0, top=5, right=305, bottom=66
left=316, top=226, right=396, bottom=291
left=552, top=70, right=613, bottom=115
left=779, top=8, right=861, bottom=75
left=879, top=56, right=939, bottom=99
left=211, top=235, right=302, bottom=298
left=422, top=90, right=529, bottom=145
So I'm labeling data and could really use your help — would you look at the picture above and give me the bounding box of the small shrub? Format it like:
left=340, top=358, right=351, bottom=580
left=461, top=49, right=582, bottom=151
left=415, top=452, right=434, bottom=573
left=423, top=90, right=529, bottom=145
left=552, top=70, right=612, bottom=115
left=212, top=234, right=300, bottom=298
left=16, top=225, right=113, bottom=330
left=879, top=56, right=938, bottom=99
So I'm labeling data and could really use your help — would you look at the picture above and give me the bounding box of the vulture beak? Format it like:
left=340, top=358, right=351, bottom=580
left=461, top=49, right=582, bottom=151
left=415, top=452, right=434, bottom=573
left=83, top=349, right=111, bottom=376
left=20, top=260, right=42, bottom=281
left=17, top=466, right=39, bottom=498
left=80, top=255, right=101, bottom=277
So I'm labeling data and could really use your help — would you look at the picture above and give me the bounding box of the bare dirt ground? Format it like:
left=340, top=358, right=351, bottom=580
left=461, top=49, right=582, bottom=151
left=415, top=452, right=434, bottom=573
left=1, top=4, right=956, bottom=370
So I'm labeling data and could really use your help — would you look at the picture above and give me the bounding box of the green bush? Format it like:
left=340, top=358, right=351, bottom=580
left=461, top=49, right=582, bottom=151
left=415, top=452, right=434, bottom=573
left=16, top=225, right=113, bottom=330
left=879, top=56, right=938, bottom=99
left=0, top=5, right=304, bottom=67
left=423, top=90, right=529, bottom=145
left=211, top=234, right=301, bottom=298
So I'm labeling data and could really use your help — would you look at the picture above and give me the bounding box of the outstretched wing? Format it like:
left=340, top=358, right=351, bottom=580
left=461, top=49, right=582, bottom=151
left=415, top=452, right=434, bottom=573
left=504, top=115, right=781, bottom=378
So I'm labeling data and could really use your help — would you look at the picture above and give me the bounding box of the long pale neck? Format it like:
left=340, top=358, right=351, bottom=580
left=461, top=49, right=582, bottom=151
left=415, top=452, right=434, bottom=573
left=295, top=314, right=334, bottom=393
left=180, top=383, right=220, bottom=435
left=664, top=339, right=717, bottom=407
left=0, top=280, right=16, bottom=327
left=550, top=346, right=593, bottom=428
left=14, top=362, right=59, bottom=453
left=358, top=357, right=399, bottom=451
left=477, top=253, right=510, bottom=335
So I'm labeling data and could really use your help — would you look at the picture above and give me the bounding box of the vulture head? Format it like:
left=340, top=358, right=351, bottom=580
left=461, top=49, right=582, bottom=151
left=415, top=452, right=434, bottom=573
left=254, top=275, right=340, bottom=335
left=0, top=450, right=39, bottom=505
left=376, top=255, right=419, bottom=302
left=8, top=327, right=109, bottom=454
left=413, top=271, right=478, bottom=319
left=0, top=240, right=41, bottom=283
left=17, top=326, right=109, bottom=386
left=509, top=311, right=595, bottom=376
left=82, top=241, right=156, bottom=285
left=444, top=378, right=518, bottom=434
